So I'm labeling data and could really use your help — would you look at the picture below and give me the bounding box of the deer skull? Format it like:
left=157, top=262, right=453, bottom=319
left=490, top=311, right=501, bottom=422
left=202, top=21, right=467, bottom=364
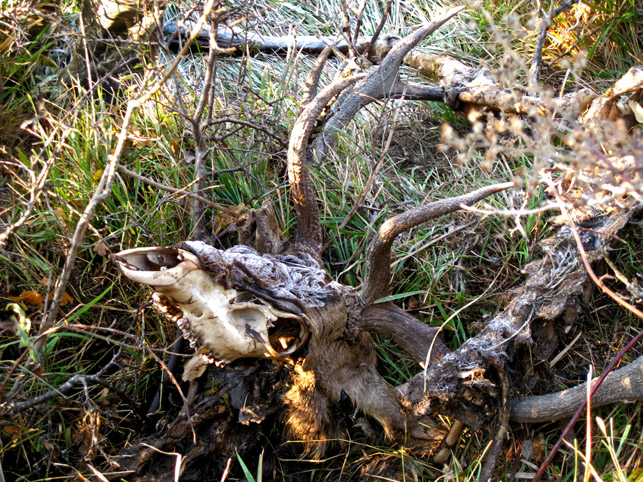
left=114, top=243, right=309, bottom=365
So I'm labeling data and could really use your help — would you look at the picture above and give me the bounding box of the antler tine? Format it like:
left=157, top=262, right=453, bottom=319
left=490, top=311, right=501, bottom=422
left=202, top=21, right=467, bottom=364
left=288, top=73, right=366, bottom=261
left=301, top=45, right=333, bottom=107
left=360, top=182, right=514, bottom=305
left=311, top=5, right=465, bottom=161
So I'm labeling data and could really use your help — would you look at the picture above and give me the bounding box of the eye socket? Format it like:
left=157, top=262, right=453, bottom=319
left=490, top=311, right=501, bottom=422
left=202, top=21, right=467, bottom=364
left=268, top=317, right=304, bottom=354
left=228, top=300, right=307, bottom=357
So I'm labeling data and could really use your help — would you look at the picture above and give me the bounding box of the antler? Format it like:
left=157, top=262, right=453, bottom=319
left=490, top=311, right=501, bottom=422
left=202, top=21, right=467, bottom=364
left=360, top=182, right=514, bottom=305
left=358, top=302, right=450, bottom=365
left=287, top=74, right=366, bottom=261
left=288, top=7, right=466, bottom=261
left=311, top=6, right=465, bottom=161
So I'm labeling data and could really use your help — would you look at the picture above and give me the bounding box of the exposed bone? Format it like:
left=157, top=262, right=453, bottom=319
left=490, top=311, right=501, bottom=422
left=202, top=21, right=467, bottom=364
left=114, top=245, right=308, bottom=364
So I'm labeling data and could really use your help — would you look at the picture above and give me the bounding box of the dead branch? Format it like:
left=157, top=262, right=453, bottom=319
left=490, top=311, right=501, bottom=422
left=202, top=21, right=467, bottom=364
left=164, top=22, right=384, bottom=56
left=402, top=51, right=599, bottom=118
left=43, top=116, right=123, bottom=329
left=6, top=349, right=146, bottom=417
left=163, top=17, right=600, bottom=122
left=511, top=354, right=643, bottom=423
left=529, top=0, right=581, bottom=87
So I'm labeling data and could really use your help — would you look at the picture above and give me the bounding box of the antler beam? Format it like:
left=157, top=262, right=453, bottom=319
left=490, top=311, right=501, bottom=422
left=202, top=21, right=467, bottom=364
left=287, top=74, right=366, bottom=260
left=360, top=182, right=514, bottom=305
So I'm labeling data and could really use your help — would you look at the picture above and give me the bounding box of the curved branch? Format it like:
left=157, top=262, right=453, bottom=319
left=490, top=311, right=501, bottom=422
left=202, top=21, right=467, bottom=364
left=361, top=182, right=513, bottom=305
left=311, top=6, right=465, bottom=162
left=358, top=303, right=449, bottom=366
left=288, top=74, right=366, bottom=260
left=510, top=355, right=643, bottom=423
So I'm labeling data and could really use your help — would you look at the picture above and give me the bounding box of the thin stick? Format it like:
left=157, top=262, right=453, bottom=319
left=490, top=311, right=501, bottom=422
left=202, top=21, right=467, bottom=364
left=7, top=349, right=144, bottom=418
left=191, top=17, right=220, bottom=240
left=43, top=0, right=220, bottom=330
left=338, top=91, right=404, bottom=230
left=116, top=165, right=238, bottom=216
left=530, top=0, right=581, bottom=86
left=364, top=0, right=393, bottom=60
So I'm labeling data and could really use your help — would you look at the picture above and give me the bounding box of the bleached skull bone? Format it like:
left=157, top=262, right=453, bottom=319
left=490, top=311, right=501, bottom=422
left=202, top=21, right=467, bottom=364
left=114, top=246, right=307, bottom=364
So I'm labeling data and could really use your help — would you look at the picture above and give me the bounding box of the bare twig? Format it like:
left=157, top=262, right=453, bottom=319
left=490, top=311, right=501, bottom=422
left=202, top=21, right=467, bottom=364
left=530, top=0, right=581, bottom=87
left=116, top=164, right=238, bottom=216
left=207, top=117, right=286, bottom=145
left=191, top=15, right=220, bottom=240
left=338, top=89, right=404, bottom=230
left=364, top=0, right=393, bottom=60
left=43, top=0, right=220, bottom=330
left=7, top=349, right=144, bottom=416
left=43, top=108, right=125, bottom=330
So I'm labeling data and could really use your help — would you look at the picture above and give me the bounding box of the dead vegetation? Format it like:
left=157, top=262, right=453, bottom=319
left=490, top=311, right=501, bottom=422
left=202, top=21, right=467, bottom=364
left=1, top=0, right=642, bottom=481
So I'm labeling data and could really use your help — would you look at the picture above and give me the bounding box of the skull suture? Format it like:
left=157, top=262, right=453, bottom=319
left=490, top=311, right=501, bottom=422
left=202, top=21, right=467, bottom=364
left=114, top=242, right=310, bottom=365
